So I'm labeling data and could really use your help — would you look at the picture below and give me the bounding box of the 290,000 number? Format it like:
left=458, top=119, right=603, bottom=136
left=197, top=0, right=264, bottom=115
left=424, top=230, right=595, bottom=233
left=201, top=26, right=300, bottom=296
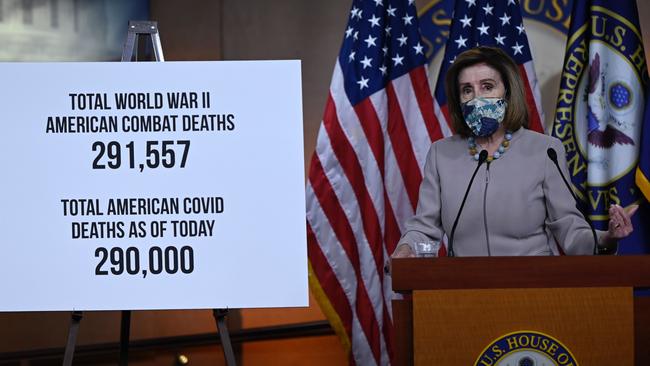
left=95, top=246, right=194, bottom=278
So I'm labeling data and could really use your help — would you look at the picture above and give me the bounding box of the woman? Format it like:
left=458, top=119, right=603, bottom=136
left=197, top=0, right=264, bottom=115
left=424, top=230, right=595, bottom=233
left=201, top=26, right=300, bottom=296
left=393, top=47, right=636, bottom=258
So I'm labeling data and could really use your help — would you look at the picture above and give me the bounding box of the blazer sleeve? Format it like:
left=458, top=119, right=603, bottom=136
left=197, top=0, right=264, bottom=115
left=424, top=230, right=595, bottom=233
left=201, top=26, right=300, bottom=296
left=543, top=137, right=603, bottom=255
left=396, top=142, right=445, bottom=253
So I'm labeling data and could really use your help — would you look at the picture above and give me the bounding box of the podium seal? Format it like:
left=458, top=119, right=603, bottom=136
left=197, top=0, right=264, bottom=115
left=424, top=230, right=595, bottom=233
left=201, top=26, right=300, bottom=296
left=474, top=330, right=579, bottom=366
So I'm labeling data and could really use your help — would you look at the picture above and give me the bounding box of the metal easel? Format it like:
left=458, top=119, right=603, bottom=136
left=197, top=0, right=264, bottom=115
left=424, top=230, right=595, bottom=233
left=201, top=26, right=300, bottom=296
left=121, top=20, right=164, bottom=62
left=62, top=21, right=237, bottom=366
left=62, top=311, right=83, bottom=366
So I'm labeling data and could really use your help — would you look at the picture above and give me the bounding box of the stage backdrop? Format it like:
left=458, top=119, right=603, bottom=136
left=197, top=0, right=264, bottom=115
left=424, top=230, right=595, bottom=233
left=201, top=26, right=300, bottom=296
left=0, top=0, right=148, bottom=61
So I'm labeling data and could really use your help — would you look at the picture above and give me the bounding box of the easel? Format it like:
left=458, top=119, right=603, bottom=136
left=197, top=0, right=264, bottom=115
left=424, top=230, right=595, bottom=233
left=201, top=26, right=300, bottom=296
left=61, top=21, right=237, bottom=366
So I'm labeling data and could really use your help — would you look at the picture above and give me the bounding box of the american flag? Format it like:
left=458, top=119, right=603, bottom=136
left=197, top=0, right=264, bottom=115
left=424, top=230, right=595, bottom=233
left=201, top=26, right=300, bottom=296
left=434, top=0, right=545, bottom=134
left=306, top=0, right=443, bottom=364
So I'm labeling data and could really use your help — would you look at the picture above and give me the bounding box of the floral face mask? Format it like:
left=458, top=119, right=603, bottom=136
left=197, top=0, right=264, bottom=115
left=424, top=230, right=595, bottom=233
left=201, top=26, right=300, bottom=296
left=461, top=97, right=508, bottom=137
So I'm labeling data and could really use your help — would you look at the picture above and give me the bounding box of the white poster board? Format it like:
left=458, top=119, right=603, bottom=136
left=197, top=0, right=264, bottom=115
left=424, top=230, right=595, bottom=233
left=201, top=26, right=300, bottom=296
left=0, top=61, right=307, bottom=311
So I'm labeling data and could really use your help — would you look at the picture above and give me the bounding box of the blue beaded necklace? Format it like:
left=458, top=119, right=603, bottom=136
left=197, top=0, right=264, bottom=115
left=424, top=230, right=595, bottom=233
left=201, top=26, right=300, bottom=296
left=468, top=131, right=513, bottom=162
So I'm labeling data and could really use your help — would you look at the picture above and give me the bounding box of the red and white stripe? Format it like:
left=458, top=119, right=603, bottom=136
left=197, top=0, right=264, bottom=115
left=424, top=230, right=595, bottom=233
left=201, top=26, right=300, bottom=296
left=307, top=59, right=443, bottom=365
left=520, top=61, right=545, bottom=132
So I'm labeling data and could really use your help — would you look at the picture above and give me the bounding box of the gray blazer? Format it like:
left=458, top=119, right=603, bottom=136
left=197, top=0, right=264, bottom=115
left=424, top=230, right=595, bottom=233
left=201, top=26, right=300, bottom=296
left=399, top=128, right=600, bottom=256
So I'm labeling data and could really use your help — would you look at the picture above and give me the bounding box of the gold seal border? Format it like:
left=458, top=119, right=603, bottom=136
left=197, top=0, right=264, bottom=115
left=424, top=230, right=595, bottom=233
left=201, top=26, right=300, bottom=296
left=473, top=330, right=580, bottom=366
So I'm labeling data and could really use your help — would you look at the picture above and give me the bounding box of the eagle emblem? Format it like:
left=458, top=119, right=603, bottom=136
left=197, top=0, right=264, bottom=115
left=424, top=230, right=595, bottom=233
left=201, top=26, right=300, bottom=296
left=586, top=53, right=635, bottom=149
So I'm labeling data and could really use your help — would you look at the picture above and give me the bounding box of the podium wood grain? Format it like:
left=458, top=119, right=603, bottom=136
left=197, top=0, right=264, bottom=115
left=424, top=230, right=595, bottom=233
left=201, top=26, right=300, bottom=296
left=391, top=256, right=650, bottom=365
left=413, top=287, right=633, bottom=365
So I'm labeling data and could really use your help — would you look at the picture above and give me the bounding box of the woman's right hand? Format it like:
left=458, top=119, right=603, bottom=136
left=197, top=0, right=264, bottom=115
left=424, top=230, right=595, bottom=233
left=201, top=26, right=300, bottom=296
left=391, top=243, right=416, bottom=258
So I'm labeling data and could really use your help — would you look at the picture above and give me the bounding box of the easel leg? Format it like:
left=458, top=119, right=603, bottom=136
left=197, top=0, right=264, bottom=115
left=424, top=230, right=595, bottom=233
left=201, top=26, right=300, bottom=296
left=121, top=21, right=165, bottom=62
left=213, top=309, right=237, bottom=366
left=119, top=310, right=131, bottom=366
left=62, top=311, right=83, bottom=366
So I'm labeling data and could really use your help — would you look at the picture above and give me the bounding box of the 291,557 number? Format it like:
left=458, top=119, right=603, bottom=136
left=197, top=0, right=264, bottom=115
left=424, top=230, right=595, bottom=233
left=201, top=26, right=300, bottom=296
left=92, top=140, right=190, bottom=171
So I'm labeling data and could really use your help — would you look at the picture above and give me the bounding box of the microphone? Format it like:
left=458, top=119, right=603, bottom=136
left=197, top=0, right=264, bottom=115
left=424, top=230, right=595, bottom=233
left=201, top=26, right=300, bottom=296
left=546, top=147, right=599, bottom=255
left=448, top=150, right=488, bottom=257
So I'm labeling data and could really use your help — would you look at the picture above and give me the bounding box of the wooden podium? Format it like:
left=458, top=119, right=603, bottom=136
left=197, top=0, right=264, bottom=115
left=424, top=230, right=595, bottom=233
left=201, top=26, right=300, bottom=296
left=391, top=256, right=650, bottom=365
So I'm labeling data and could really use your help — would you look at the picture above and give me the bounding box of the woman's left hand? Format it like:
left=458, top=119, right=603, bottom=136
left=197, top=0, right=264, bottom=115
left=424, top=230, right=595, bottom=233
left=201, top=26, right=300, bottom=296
left=607, top=204, right=638, bottom=239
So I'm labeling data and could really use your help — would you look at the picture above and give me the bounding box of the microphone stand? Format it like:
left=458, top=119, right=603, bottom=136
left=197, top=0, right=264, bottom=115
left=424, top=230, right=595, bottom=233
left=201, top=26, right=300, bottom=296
left=448, top=150, right=488, bottom=257
left=546, top=148, right=600, bottom=255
